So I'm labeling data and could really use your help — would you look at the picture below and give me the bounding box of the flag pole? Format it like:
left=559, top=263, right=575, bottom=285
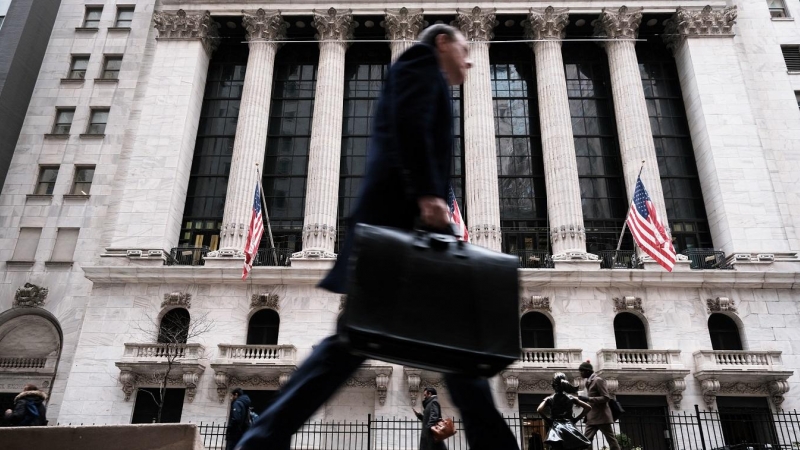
left=613, top=160, right=646, bottom=266
left=255, top=164, right=275, bottom=250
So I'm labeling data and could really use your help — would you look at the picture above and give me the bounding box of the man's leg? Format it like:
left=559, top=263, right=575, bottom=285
left=583, top=425, right=598, bottom=449
left=599, top=424, right=620, bottom=450
left=234, top=335, right=366, bottom=450
left=443, top=373, right=519, bottom=450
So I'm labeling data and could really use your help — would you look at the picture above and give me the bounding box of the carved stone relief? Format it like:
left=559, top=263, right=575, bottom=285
left=162, top=291, right=191, bottom=309
left=14, top=283, right=48, bottom=308
left=521, top=296, right=551, bottom=313
left=152, top=10, right=220, bottom=55
left=706, top=297, right=737, bottom=313
left=613, top=296, right=644, bottom=314
left=251, top=293, right=279, bottom=310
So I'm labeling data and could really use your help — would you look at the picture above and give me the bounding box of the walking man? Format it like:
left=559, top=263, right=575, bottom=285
left=577, top=361, right=620, bottom=450
left=226, top=388, right=252, bottom=450
left=413, top=388, right=447, bottom=450
left=236, top=24, right=519, bottom=450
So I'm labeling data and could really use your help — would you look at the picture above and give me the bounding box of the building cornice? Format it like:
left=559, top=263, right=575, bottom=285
left=81, top=265, right=800, bottom=288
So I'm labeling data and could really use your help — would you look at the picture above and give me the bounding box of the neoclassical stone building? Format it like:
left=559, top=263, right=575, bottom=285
left=2, top=0, right=800, bottom=447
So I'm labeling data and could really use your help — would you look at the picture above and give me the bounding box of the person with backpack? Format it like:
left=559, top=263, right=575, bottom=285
left=4, top=384, right=47, bottom=426
left=226, top=388, right=252, bottom=450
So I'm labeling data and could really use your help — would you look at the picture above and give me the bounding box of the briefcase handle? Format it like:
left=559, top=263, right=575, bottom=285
left=412, top=223, right=468, bottom=258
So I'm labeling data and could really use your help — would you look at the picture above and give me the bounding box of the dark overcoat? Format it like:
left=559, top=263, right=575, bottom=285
left=416, top=395, right=448, bottom=450
left=584, top=374, right=614, bottom=425
left=318, top=43, right=453, bottom=294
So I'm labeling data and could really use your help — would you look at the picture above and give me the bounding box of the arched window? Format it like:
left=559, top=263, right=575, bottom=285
left=614, top=313, right=648, bottom=350
left=520, top=312, right=554, bottom=348
left=158, top=308, right=190, bottom=344
left=247, top=309, right=280, bottom=345
left=708, top=314, right=743, bottom=350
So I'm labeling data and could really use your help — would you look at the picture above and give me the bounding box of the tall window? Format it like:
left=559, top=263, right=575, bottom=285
left=114, top=6, right=133, bottom=27
left=247, top=309, right=280, bottom=345
left=87, top=109, right=109, bottom=134
left=717, top=397, right=779, bottom=447
left=12, top=228, right=42, bottom=262
left=50, top=228, right=79, bottom=262
left=83, top=6, right=102, bottom=28
left=336, top=43, right=390, bottom=250
left=520, top=312, right=554, bottom=348
left=564, top=43, right=629, bottom=253
left=158, top=308, right=190, bottom=344
left=491, top=44, right=548, bottom=256
left=450, top=85, right=466, bottom=210
left=71, top=166, right=95, bottom=195
left=52, top=109, right=74, bottom=135
left=102, top=56, right=122, bottom=79
left=262, top=43, right=319, bottom=252
left=708, top=313, right=743, bottom=350
left=131, top=388, right=185, bottom=423
left=181, top=42, right=247, bottom=250
left=68, top=56, right=89, bottom=79
left=35, top=166, right=59, bottom=194
left=638, top=40, right=711, bottom=253
left=614, top=313, right=648, bottom=350
left=768, top=0, right=789, bottom=18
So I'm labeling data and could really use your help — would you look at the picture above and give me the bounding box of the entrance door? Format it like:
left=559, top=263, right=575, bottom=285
left=616, top=395, right=671, bottom=450
left=717, top=397, right=778, bottom=448
left=519, top=393, right=547, bottom=450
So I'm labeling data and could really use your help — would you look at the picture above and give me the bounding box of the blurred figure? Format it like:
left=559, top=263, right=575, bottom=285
left=4, top=384, right=47, bottom=426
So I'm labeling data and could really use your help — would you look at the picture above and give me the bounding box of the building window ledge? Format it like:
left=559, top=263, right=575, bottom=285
left=788, top=70, right=800, bottom=75
left=63, top=194, right=90, bottom=200
left=6, top=260, right=35, bottom=266
left=25, top=194, right=53, bottom=201
left=74, top=27, right=99, bottom=32
left=43, top=133, right=70, bottom=139
left=60, top=78, right=85, bottom=84
left=45, top=260, right=74, bottom=267
left=772, top=17, right=794, bottom=22
left=79, top=133, right=105, bottom=138
left=107, top=27, right=131, bottom=32
left=93, top=78, right=119, bottom=83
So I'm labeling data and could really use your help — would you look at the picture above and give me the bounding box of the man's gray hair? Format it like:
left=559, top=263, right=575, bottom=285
left=417, top=24, right=460, bottom=47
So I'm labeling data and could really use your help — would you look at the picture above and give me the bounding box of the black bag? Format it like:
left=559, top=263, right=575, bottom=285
left=338, top=223, right=521, bottom=377
left=609, top=398, right=625, bottom=421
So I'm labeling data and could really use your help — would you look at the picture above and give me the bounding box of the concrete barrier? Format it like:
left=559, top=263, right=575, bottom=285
left=0, top=423, right=206, bottom=450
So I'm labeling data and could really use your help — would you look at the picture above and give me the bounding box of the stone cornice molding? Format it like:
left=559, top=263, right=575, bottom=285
left=455, top=6, right=498, bottom=42
left=663, top=5, right=737, bottom=50
left=152, top=10, right=220, bottom=55
left=312, top=7, right=356, bottom=42
left=384, top=8, right=424, bottom=41
left=524, top=6, right=569, bottom=42
left=594, top=6, right=642, bottom=40
left=242, top=9, right=287, bottom=43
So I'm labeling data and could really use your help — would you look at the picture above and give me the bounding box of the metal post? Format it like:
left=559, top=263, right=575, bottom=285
left=255, top=165, right=275, bottom=250
left=612, top=160, right=646, bottom=267
left=694, top=404, right=708, bottom=450
left=367, top=413, right=372, bottom=450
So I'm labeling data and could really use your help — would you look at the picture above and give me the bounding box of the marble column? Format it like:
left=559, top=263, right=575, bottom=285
left=216, top=9, right=286, bottom=256
left=456, top=7, right=502, bottom=252
left=525, top=7, right=593, bottom=262
left=384, top=7, right=423, bottom=63
left=595, top=7, right=670, bottom=226
left=107, top=10, right=218, bottom=255
left=294, top=8, right=355, bottom=259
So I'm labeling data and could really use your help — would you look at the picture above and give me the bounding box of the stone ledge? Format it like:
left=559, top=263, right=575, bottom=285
left=0, top=424, right=204, bottom=450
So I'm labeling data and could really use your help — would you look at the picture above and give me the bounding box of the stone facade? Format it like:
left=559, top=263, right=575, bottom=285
left=1, top=0, right=800, bottom=431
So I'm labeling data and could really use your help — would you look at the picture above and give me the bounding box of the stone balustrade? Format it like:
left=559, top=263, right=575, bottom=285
left=216, top=344, right=296, bottom=364
left=121, top=343, right=204, bottom=360
left=518, top=348, right=583, bottom=367
left=694, top=350, right=785, bottom=372
left=0, top=356, right=57, bottom=371
left=597, top=349, right=684, bottom=371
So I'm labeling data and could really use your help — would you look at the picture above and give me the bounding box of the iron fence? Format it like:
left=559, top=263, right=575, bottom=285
left=253, top=248, right=292, bottom=267
left=682, top=248, right=733, bottom=270
left=195, top=407, right=800, bottom=450
left=597, top=250, right=639, bottom=269
left=509, top=250, right=555, bottom=269
left=166, top=247, right=209, bottom=266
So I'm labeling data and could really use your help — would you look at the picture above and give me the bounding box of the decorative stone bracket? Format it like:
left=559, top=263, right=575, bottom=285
left=405, top=368, right=421, bottom=406
left=251, top=293, right=279, bottom=310
left=119, top=368, right=204, bottom=402
left=613, top=296, right=644, bottom=314
left=212, top=370, right=292, bottom=403
left=162, top=291, right=191, bottom=309
left=700, top=378, right=790, bottom=410
left=375, top=368, right=392, bottom=406
left=14, top=283, right=49, bottom=308
left=504, top=375, right=519, bottom=407
left=521, top=296, right=551, bottom=313
left=700, top=378, right=721, bottom=409
left=706, top=297, right=736, bottom=313
left=666, top=379, right=687, bottom=409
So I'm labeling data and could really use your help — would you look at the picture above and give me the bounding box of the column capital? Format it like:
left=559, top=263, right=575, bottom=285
left=663, top=6, right=737, bottom=50
left=313, top=7, right=356, bottom=42
left=242, top=9, right=287, bottom=43
left=524, top=6, right=569, bottom=42
left=594, top=6, right=642, bottom=40
left=153, top=10, right=220, bottom=54
left=384, top=7, right=424, bottom=41
left=455, top=6, right=497, bottom=42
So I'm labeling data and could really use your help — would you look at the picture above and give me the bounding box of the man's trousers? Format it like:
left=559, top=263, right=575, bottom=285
left=584, top=423, right=620, bottom=450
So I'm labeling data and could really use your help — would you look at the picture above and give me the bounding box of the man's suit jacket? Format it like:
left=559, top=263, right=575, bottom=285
left=319, top=43, right=453, bottom=294
left=584, top=374, right=614, bottom=425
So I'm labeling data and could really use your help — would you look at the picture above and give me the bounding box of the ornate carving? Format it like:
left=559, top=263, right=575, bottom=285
left=162, top=291, right=191, bottom=309
left=768, top=380, right=790, bottom=409
left=518, top=379, right=552, bottom=392
left=376, top=373, right=390, bottom=406
left=14, top=283, right=48, bottom=308
left=613, top=296, right=644, bottom=314
left=251, top=293, right=279, bottom=310
left=667, top=379, right=687, bottom=409
left=183, top=372, right=200, bottom=402
left=504, top=375, right=519, bottom=407
left=420, top=378, right=447, bottom=389
left=521, top=296, right=551, bottom=313
left=706, top=297, right=737, bottom=313
left=605, top=378, right=619, bottom=394
left=664, top=6, right=737, bottom=45
left=384, top=8, right=424, bottom=41
left=120, top=371, right=136, bottom=401
left=617, top=380, right=667, bottom=393
left=214, top=372, right=229, bottom=403
left=152, top=10, right=220, bottom=55
left=525, top=6, right=569, bottom=42
left=406, top=369, right=421, bottom=406
left=344, top=377, right=376, bottom=388
left=339, top=295, right=347, bottom=312
left=468, top=224, right=501, bottom=242
left=230, top=375, right=281, bottom=388
left=302, top=223, right=337, bottom=242
left=594, top=6, right=642, bottom=40
left=279, top=372, right=292, bottom=387
left=242, top=9, right=287, bottom=42
left=700, top=378, right=720, bottom=409
left=719, top=381, right=768, bottom=395
left=313, top=8, right=356, bottom=42
left=455, top=7, right=498, bottom=42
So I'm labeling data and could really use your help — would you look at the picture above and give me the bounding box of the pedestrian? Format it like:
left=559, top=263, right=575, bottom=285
left=235, top=24, right=519, bottom=450
left=226, top=388, right=252, bottom=450
left=412, top=387, right=447, bottom=450
left=577, top=361, right=620, bottom=450
left=4, top=384, right=47, bottom=426
left=536, top=373, right=591, bottom=450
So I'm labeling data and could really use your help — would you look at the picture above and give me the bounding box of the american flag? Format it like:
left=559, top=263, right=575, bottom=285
left=242, top=183, right=264, bottom=281
left=626, top=177, right=676, bottom=272
left=448, top=185, right=469, bottom=242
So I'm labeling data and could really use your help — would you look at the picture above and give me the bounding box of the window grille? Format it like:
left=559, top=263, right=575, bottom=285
left=781, top=45, right=800, bottom=71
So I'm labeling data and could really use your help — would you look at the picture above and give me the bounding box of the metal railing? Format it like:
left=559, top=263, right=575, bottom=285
left=683, top=248, right=733, bottom=270
left=508, top=249, right=554, bottom=269
left=166, top=247, right=209, bottom=266
left=597, top=249, right=639, bottom=269
left=0, top=357, right=47, bottom=369
left=253, top=248, right=292, bottom=267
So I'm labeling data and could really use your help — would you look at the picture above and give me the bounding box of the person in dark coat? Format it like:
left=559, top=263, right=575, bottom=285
left=413, top=388, right=447, bottom=450
left=4, top=384, right=47, bottom=426
left=236, top=24, right=519, bottom=450
left=577, top=361, right=620, bottom=450
left=537, top=373, right=591, bottom=450
left=226, top=388, right=252, bottom=450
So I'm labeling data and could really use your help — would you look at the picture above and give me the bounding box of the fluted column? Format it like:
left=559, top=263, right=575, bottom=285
left=456, top=7, right=502, bottom=252
left=596, top=6, right=670, bottom=226
left=216, top=9, right=286, bottom=255
left=385, top=8, right=423, bottom=62
left=294, top=8, right=355, bottom=259
left=526, top=7, right=593, bottom=261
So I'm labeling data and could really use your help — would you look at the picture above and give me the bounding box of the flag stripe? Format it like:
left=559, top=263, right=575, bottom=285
left=627, top=177, right=676, bottom=272
left=242, top=183, right=265, bottom=281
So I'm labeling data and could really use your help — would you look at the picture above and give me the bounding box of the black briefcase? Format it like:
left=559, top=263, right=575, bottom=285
left=338, top=223, right=521, bottom=377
